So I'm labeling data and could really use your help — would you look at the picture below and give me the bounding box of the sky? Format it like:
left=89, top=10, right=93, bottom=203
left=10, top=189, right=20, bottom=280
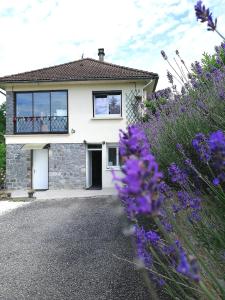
left=0, top=0, right=225, bottom=103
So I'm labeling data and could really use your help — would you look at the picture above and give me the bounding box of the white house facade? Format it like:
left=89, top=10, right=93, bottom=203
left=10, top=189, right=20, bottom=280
left=0, top=49, right=158, bottom=190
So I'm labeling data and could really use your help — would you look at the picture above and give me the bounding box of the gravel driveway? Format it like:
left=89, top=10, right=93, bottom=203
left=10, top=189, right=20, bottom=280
left=0, top=197, right=150, bottom=300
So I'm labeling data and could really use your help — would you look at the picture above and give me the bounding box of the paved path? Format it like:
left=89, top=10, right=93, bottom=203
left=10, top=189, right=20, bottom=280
left=0, top=197, right=150, bottom=300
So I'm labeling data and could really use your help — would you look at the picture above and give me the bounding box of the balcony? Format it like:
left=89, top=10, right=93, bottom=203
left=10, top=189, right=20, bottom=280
left=14, top=116, right=68, bottom=134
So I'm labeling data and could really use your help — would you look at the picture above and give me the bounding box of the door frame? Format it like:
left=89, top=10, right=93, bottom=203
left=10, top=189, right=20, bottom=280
left=86, top=145, right=102, bottom=189
left=32, top=149, right=49, bottom=190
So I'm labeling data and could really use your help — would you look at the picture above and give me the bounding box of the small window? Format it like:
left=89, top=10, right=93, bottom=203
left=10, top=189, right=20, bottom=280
left=107, top=145, right=120, bottom=168
left=88, top=144, right=102, bottom=149
left=93, top=91, right=121, bottom=117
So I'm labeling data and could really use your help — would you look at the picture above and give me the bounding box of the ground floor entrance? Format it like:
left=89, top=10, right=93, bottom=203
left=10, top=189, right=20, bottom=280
left=87, top=145, right=102, bottom=189
left=32, top=149, right=49, bottom=190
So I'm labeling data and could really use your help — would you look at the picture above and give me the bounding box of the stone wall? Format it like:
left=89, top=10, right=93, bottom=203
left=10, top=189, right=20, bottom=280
left=49, top=143, right=86, bottom=189
left=6, top=144, right=31, bottom=190
left=6, top=143, right=86, bottom=190
left=6, top=91, right=14, bottom=135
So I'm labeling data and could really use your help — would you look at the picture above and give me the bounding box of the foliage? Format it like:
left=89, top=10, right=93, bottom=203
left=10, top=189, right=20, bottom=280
left=114, top=125, right=225, bottom=299
left=197, top=46, right=225, bottom=74
left=143, top=42, right=225, bottom=173
left=113, top=3, right=225, bottom=299
left=0, top=102, right=6, bottom=142
left=0, top=143, right=6, bottom=170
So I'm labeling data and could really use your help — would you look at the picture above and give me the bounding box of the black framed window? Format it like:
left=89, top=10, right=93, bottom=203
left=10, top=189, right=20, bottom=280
left=93, top=91, right=122, bottom=117
left=15, top=91, right=68, bottom=134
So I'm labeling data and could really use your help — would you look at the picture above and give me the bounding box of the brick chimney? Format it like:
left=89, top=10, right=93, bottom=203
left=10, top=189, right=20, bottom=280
left=98, top=48, right=105, bottom=62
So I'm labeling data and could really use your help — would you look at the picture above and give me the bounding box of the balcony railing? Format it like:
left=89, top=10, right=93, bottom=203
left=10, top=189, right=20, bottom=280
left=14, top=116, right=68, bottom=134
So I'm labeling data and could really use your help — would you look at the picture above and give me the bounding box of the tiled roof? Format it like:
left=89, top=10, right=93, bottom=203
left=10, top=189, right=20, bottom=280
left=0, top=58, right=158, bottom=83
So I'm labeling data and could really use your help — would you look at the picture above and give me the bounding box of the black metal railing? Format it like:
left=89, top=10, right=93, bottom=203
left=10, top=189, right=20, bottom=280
left=14, top=116, right=68, bottom=134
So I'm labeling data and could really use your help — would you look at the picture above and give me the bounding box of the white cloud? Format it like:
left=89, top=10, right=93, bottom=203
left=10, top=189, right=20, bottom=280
left=0, top=0, right=225, bottom=92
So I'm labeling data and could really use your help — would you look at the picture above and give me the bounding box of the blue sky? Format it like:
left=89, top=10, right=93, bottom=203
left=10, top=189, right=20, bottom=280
left=0, top=0, right=225, bottom=103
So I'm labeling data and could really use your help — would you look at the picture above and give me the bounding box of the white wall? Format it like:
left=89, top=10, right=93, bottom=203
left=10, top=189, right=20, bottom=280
left=6, top=80, right=145, bottom=144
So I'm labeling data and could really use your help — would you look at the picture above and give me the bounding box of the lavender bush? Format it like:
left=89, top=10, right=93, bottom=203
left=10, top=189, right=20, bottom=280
left=113, top=2, right=225, bottom=299
left=114, top=126, right=225, bottom=299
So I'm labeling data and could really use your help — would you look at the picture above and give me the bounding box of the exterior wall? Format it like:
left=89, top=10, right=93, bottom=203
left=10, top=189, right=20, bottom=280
left=49, top=143, right=86, bottom=189
left=6, top=143, right=86, bottom=190
left=5, top=81, right=146, bottom=145
left=4, top=80, right=154, bottom=190
left=6, top=144, right=31, bottom=190
left=6, top=91, right=14, bottom=135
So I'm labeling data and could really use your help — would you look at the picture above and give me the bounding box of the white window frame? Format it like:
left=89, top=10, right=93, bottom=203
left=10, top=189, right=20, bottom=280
left=106, top=144, right=120, bottom=170
left=93, top=91, right=122, bottom=118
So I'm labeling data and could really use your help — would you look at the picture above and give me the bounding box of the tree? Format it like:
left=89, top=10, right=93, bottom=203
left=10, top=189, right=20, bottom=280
left=0, top=102, right=6, bottom=143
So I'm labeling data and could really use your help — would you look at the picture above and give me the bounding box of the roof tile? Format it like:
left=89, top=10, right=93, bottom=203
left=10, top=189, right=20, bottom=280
left=0, top=58, right=158, bottom=83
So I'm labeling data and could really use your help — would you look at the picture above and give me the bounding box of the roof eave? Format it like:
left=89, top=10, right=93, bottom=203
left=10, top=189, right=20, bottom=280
left=0, top=75, right=159, bottom=85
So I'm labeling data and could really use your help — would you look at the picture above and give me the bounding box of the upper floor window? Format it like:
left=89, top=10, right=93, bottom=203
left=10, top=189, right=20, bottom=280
left=93, top=91, right=122, bottom=118
left=15, top=91, right=68, bottom=134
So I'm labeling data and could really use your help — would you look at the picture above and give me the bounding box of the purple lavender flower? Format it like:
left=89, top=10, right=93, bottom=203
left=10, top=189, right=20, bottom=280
left=167, top=71, right=173, bottom=85
left=161, top=220, right=173, bottom=232
left=189, top=197, right=201, bottom=210
left=192, top=133, right=211, bottom=162
left=134, top=225, right=166, bottom=287
left=191, top=77, right=198, bottom=88
left=213, top=177, right=220, bottom=185
left=161, top=50, right=167, bottom=60
left=219, top=89, right=225, bottom=100
left=191, top=61, right=203, bottom=76
left=173, top=191, right=202, bottom=222
left=145, top=230, right=161, bottom=246
left=213, top=69, right=224, bottom=82
left=177, top=251, right=200, bottom=282
left=208, top=130, right=225, bottom=183
left=119, top=125, right=150, bottom=159
left=195, top=1, right=217, bottom=31
left=215, top=46, right=220, bottom=54
left=205, top=72, right=212, bottom=80
left=115, top=125, right=164, bottom=217
left=177, top=191, right=190, bottom=209
left=190, top=210, right=201, bottom=222
left=135, top=225, right=152, bottom=268
left=184, top=158, right=193, bottom=167
left=209, top=130, right=225, bottom=152
left=168, top=163, right=188, bottom=186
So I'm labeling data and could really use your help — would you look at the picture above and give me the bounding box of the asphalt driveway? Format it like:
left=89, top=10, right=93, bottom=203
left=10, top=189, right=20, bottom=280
left=0, top=197, right=150, bottom=300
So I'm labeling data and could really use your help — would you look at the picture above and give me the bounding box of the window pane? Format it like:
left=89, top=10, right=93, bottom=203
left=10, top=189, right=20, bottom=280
left=33, top=92, right=50, bottom=116
left=33, top=93, right=50, bottom=132
left=94, top=95, right=108, bottom=115
left=108, top=147, right=117, bottom=166
left=108, top=94, right=121, bottom=114
left=16, top=93, right=32, bottom=133
left=16, top=93, right=32, bottom=117
left=51, top=91, right=67, bottom=116
left=51, top=91, right=68, bottom=132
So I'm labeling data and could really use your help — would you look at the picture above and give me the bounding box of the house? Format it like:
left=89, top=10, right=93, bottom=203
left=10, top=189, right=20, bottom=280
left=0, top=49, right=158, bottom=191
